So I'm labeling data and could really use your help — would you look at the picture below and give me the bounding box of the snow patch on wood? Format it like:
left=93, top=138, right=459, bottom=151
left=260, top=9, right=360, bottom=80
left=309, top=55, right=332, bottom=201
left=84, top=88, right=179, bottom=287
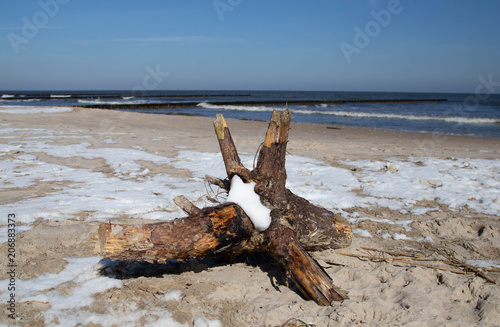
left=226, top=175, right=271, bottom=232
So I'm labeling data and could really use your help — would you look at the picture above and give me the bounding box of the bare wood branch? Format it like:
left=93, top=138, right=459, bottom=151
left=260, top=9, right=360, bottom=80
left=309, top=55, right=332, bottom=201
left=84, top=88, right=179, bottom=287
left=360, top=247, right=425, bottom=259
left=173, top=195, right=201, bottom=215
left=253, top=109, right=291, bottom=205
left=337, top=252, right=468, bottom=275
left=213, top=114, right=251, bottom=180
left=443, top=254, right=497, bottom=284
left=360, top=247, right=497, bottom=284
left=205, top=174, right=229, bottom=191
left=263, top=217, right=347, bottom=304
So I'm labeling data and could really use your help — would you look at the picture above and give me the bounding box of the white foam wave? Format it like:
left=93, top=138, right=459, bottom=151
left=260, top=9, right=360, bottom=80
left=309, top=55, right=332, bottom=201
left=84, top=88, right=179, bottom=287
left=0, top=96, right=40, bottom=102
left=197, top=102, right=275, bottom=112
left=77, top=99, right=147, bottom=105
left=198, top=103, right=500, bottom=125
left=0, top=106, right=74, bottom=114
left=50, top=94, right=71, bottom=98
left=293, top=109, right=500, bottom=125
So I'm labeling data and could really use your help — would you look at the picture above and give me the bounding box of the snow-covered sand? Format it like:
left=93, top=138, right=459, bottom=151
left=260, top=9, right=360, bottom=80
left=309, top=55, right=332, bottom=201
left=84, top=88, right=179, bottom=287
left=0, top=107, right=499, bottom=326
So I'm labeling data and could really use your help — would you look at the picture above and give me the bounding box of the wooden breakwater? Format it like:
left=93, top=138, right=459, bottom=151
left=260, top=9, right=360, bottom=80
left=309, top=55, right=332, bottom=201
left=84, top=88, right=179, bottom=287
left=78, top=98, right=448, bottom=110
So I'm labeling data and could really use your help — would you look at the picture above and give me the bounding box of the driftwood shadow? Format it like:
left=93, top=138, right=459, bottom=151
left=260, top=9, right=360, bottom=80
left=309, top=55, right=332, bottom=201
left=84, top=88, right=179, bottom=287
left=97, top=252, right=294, bottom=293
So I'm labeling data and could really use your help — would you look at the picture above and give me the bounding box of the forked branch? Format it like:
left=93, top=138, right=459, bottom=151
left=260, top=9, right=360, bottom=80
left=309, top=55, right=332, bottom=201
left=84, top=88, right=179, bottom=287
left=96, top=109, right=352, bottom=306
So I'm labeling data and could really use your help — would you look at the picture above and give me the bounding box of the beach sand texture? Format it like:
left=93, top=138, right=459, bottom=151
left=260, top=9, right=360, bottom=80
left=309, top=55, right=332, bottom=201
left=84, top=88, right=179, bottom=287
left=1, top=107, right=499, bottom=326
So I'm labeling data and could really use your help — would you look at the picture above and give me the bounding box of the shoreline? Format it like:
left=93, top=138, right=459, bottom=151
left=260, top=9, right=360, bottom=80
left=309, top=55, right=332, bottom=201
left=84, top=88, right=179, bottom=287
left=112, top=107, right=500, bottom=140
left=1, top=106, right=499, bottom=162
left=83, top=106, right=500, bottom=141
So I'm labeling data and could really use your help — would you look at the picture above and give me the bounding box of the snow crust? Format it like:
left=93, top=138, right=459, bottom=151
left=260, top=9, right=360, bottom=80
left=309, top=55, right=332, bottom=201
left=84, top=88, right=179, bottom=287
left=193, top=317, right=223, bottom=327
left=465, top=260, right=500, bottom=269
left=164, top=290, right=183, bottom=301
left=1, top=128, right=499, bottom=228
left=226, top=175, right=271, bottom=232
left=0, top=256, right=219, bottom=326
left=353, top=228, right=373, bottom=238
left=0, top=257, right=123, bottom=326
left=345, top=157, right=500, bottom=215
left=1, top=123, right=499, bottom=325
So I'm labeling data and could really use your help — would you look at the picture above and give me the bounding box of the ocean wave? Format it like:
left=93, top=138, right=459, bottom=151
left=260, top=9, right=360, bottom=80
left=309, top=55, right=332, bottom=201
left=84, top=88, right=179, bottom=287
left=122, top=96, right=135, bottom=100
left=77, top=99, right=147, bottom=105
left=197, top=102, right=275, bottom=112
left=295, top=109, right=500, bottom=125
left=0, top=96, right=40, bottom=102
left=197, top=102, right=500, bottom=125
left=50, top=94, right=72, bottom=98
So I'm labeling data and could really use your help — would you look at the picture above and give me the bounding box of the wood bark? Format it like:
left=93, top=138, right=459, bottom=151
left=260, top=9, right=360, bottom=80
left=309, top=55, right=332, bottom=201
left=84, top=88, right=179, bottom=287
left=96, top=203, right=258, bottom=262
left=212, top=110, right=352, bottom=251
left=96, top=109, right=352, bottom=306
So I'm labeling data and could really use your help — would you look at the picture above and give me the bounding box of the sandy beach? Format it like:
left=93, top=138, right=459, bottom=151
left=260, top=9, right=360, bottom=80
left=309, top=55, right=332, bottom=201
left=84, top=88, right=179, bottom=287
left=1, top=107, right=499, bottom=326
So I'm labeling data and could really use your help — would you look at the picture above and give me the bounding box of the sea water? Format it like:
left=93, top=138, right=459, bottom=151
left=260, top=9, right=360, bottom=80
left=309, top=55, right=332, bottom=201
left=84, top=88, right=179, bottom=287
left=1, top=90, right=499, bottom=137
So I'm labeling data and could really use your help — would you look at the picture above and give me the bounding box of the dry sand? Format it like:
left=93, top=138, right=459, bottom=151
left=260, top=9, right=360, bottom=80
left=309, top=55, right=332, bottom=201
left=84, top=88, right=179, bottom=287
left=1, top=107, right=499, bottom=326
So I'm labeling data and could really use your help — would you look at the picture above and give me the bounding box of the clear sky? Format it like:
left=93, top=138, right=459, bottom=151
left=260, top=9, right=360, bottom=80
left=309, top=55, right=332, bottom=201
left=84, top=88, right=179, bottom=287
left=1, top=0, right=499, bottom=93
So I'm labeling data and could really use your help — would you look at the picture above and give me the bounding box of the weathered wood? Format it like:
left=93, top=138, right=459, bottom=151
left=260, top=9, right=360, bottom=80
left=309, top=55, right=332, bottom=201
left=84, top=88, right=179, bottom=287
left=213, top=114, right=251, bottom=180
left=263, top=213, right=347, bottom=305
left=252, top=110, right=290, bottom=205
left=205, top=174, right=230, bottom=191
left=96, top=204, right=256, bottom=262
left=96, top=109, right=352, bottom=306
left=284, top=190, right=353, bottom=251
left=173, top=195, right=201, bottom=215
left=238, top=109, right=350, bottom=304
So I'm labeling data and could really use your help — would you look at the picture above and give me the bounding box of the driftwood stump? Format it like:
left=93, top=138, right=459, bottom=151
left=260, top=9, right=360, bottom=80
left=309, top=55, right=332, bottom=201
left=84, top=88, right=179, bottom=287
left=96, top=109, right=352, bottom=305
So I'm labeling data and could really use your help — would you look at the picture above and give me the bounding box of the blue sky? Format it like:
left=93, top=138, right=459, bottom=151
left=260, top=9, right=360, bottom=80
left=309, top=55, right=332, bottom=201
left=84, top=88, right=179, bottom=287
left=1, top=0, right=499, bottom=92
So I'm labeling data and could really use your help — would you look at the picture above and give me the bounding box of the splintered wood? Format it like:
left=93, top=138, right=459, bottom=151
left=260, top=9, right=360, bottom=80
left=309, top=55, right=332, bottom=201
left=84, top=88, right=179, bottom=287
left=96, top=109, right=352, bottom=306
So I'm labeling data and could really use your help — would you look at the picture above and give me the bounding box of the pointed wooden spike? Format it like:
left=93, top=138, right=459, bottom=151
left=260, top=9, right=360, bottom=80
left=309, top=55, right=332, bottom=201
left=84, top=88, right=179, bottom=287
left=262, top=109, right=291, bottom=147
left=263, top=110, right=282, bottom=147
left=213, top=114, right=251, bottom=180
left=214, top=114, right=228, bottom=140
left=279, top=109, right=291, bottom=143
